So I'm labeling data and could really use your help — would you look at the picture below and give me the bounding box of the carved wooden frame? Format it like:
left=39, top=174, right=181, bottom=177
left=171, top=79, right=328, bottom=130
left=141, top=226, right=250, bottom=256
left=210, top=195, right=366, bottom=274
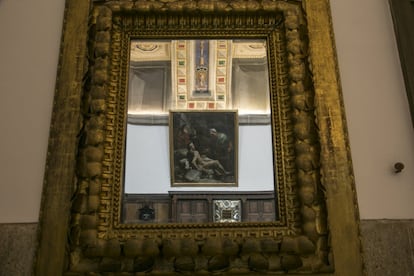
left=34, top=0, right=364, bottom=275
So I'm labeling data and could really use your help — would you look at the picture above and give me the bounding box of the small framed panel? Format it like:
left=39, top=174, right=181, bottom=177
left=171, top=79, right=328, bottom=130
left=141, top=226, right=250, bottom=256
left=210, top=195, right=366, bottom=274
left=169, top=110, right=238, bottom=186
left=213, top=200, right=242, bottom=222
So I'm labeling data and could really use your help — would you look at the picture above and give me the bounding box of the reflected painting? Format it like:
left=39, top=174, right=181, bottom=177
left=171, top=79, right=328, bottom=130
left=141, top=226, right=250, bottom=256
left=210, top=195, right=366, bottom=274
left=123, top=39, right=276, bottom=224
left=170, top=111, right=237, bottom=186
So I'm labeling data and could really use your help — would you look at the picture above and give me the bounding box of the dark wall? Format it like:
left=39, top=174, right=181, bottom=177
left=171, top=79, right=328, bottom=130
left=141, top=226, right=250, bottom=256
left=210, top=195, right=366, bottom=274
left=389, top=0, right=414, bottom=126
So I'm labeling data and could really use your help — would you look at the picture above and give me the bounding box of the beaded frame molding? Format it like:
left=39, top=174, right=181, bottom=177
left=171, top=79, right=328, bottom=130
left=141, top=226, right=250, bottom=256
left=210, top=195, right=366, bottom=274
left=34, top=0, right=364, bottom=275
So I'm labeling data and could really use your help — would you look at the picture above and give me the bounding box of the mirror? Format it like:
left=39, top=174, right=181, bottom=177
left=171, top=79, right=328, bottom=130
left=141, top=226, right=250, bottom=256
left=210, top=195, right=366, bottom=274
left=123, top=39, right=277, bottom=224
left=34, top=1, right=364, bottom=275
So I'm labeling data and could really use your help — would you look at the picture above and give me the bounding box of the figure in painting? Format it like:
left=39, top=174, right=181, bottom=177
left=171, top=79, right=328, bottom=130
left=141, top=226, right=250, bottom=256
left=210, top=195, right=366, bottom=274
left=172, top=111, right=236, bottom=184
left=187, top=142, right=229, bottom=176
left=208, top=128, right=234, bottom=173
left=175, top=124, right=191, bottom=149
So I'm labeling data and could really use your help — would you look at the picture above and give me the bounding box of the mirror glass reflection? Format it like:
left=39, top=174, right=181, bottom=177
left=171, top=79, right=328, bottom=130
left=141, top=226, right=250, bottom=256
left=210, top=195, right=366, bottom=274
left=122, top=39, right=277, bottom=224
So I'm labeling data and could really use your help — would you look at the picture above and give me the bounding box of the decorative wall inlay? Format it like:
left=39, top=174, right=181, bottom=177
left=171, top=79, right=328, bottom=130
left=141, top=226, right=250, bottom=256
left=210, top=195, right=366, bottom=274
left=213, top=200, right=242, bottom=223
left=130, top=41, right=170, bottom=61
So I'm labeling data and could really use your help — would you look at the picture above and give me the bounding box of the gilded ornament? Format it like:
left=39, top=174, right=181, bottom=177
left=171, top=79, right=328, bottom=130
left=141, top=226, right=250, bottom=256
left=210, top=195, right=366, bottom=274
left=34, top=0, right=364, bottom=275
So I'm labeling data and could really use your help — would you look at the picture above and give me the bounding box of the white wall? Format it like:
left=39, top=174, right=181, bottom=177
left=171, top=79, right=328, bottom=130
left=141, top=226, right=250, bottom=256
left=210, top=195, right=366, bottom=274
left=330, top=0, right=414, bottom=219
left=0, top=0, right=413, bottom=223
left=124, top=125, right=274, bottom=193
left=0, top=0, right=65, bottom=223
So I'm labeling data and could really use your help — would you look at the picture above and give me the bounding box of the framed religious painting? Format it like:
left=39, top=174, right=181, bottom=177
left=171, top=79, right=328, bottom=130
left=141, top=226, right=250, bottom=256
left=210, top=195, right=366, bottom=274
left=169, top=110, right=238, bottom=187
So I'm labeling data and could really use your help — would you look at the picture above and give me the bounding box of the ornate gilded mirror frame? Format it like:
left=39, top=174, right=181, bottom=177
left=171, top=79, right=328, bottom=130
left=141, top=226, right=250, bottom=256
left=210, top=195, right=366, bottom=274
left=34, top=0, right=364, bottom=275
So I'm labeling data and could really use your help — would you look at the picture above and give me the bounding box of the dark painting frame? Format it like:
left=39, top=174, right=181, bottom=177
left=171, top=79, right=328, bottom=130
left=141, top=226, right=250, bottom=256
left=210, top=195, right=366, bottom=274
left=169, top=110, right=238, bottom=187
